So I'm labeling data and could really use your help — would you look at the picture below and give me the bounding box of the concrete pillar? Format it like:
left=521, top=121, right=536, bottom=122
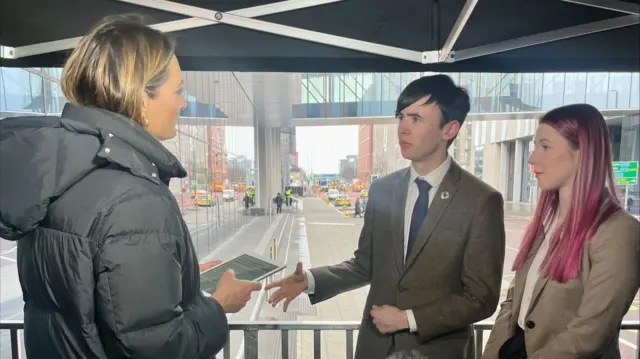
left=254, top=125, right=284, bottom=213
left=254, top=123, right=268, bottom=209
left=499, top=143, right=509, bottom=198
left=513, top=139, right=524, bottom=204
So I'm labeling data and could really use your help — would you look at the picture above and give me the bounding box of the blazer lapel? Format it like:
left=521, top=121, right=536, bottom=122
left=527, top=237, right=551, bottom=315
left=404, top=162, right=462, bottom=270
left=511, top=233, right=547, bottom=325
left=391, top=168, right=410, bottom=274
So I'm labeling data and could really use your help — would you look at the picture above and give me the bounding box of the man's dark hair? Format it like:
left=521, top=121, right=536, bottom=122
left=395, top=74, right=471, bottom=128
left=386, top=349, right=429, bottom=359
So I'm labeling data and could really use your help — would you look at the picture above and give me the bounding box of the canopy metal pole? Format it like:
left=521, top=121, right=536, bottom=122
left=115, top=0, right=429, bottom=64
left=0, top=0, right=341, bottom=59
left=562, top=0, right=640, bottom=15
left=453, top=15, right=639, bottom=62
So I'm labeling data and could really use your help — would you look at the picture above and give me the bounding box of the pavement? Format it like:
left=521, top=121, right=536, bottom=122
left=293, top=196, right=639, bottom=359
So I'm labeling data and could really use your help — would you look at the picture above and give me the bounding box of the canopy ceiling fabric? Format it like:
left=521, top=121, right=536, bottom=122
left=1, top=0, right=639, bottom=72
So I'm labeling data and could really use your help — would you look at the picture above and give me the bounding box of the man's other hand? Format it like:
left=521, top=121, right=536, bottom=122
left=370, top=305, right=409, bottom=334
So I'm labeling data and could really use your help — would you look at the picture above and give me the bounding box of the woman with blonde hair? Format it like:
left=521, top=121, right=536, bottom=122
left=482, top=104, right=639, bottom=359
left=0, top=15, right=260, bottom=359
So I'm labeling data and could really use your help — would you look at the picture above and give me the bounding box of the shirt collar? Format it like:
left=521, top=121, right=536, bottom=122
left=409, top=156, right=452, bottom=188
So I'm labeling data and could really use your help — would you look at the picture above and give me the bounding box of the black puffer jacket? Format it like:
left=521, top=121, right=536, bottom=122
left=0, top=104, right=228, bottom=359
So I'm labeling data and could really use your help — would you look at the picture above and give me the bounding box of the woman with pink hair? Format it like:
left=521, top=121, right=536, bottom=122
left=483, top=104, right=639, bottom=359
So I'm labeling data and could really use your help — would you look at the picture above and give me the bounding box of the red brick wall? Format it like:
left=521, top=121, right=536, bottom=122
left=357, top=125, right=373, bottom=184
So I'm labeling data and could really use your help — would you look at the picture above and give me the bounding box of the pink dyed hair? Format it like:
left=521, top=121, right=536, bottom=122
left=512, top=104, right=621, bottom=282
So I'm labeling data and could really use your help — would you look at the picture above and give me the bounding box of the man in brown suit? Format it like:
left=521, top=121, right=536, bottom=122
left=266, top=75, right=506, bottom=359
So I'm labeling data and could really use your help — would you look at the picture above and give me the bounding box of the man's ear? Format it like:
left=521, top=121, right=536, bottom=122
left=442, top=120, right=461, bottom=142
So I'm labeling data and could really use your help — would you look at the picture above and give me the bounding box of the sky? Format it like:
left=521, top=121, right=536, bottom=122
left=296, top=126, right=359, bottom=174
left=224, top=125, right=358, bottom=174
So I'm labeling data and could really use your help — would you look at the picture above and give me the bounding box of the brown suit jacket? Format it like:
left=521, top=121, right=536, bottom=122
left=483, top=209, right=640, bottom=359
left=309, top=161, right=506, bottom=359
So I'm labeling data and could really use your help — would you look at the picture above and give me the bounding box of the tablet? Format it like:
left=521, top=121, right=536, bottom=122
left=200, top=252, right=286, bottom=294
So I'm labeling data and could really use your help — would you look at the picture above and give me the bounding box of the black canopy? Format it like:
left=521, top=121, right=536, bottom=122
left=1, top=0, right=639, bottom=72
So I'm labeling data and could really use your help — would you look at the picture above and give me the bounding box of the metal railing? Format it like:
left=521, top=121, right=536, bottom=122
left=2, top=320, right=638, bottom=359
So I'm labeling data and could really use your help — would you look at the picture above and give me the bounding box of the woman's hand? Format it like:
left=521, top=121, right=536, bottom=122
left=211, top=269, right=262, bottom=313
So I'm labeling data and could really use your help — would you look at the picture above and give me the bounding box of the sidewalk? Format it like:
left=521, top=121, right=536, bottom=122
left=295, top=198, right=367, bottom=359
left=503, top=201, right=535, bottom=218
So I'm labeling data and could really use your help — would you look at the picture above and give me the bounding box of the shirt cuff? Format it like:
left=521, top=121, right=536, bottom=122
left=406, top=309, right=418, bottom=332
left=304, top=269, right=316, bottom=294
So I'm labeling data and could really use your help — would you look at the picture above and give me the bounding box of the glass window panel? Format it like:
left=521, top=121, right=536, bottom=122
left=0, top=68, right=44, bottom=113
left=540, top=73, right=565, bottom=110
left=585, top=72, right=609, bottom=108
left=607, top=73, right=633, bottom=109
left=563, top=73, right=587, bottom=105
left=630, top=73, right=640, bottom=108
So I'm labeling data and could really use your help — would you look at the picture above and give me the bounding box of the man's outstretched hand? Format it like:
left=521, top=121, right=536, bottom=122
left=264, top=262, right=308, bottom=312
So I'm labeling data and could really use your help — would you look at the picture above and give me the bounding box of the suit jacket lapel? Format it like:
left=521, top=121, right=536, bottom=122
left=391, top=168, right=410, bottom=274
left=404, top=162, right=462, bottom=270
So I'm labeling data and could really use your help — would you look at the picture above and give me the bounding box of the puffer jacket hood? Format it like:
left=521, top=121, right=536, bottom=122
left=0, top=103, right=186, bottom=240
left=1, top=104, right=228, bottom=359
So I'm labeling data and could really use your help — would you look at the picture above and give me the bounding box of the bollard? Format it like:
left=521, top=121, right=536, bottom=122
left=266, top=245, right=274, bottom=286
left=273, top=238, right=278, bottom=260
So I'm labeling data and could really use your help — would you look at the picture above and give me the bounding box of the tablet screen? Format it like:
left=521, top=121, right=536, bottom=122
left=200, top=254, right=281, bottom=294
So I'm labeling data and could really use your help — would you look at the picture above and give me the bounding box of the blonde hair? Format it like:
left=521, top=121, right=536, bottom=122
left=61, top=14, right=175, bottom=126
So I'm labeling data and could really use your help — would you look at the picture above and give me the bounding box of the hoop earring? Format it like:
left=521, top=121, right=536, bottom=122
left=143, top=116, right=150, bottom=128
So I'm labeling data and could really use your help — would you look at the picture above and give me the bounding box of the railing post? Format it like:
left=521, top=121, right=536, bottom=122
left=474, top=328, right=483, bottom=359
left=314, top=330, right=321, bottom=359
left=10, top=329, right=20, bottom=359
left=636, top=329, right=639, bottom=359
left=244, top=330, right=259, bottom=359
left=346, top=330, right=354, bottom=359
left=281, top=329, right=289, bottom=359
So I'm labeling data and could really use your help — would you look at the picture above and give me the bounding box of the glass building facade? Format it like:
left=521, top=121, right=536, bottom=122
left=293, top=72, right=640, bottom=118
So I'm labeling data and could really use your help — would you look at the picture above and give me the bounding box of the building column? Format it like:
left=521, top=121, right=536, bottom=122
left=254, top=124, right=283, bottom=213
left=254, top=123, right=267, bottom=209
left=498, top=142, right=508, bottom=198
left=513, top=139, right=524, bottom=204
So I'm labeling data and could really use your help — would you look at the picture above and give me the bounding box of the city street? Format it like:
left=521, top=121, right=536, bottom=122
left=0, top=199, right=251, bottom=359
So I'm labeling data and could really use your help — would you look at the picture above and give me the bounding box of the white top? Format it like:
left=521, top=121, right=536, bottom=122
left=305, top=157, right=452, bottom=333
left=518, top=217, right=557, bottom=329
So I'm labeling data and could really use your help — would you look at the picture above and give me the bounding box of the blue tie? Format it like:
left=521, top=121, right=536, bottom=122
left=406, top=178, right=431, bottom=261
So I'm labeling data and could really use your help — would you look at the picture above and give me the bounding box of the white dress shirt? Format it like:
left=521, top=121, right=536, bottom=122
left=305, top=156, right=452, bottom=333
left=517, top=217, right=557, bottom=329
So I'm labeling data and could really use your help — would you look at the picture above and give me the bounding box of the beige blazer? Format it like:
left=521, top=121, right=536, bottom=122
left=309, top=161, right=506, bottom=359
left=483, top=209, right=640, bottom=359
